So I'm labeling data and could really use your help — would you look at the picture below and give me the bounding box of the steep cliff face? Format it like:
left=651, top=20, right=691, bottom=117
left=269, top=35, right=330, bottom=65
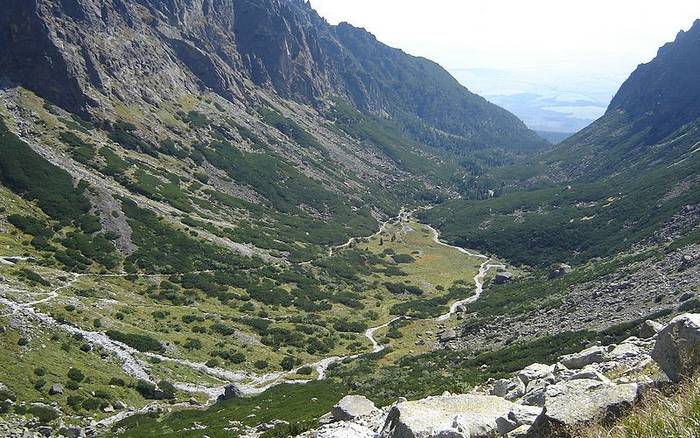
left=0, top=0, right=545, bottom=153
left=0, top=0, right=87, bottom=113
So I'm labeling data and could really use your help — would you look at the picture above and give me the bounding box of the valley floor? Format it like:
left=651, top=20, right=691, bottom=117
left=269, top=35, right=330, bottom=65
left=0, top=209, right=504, bottom=434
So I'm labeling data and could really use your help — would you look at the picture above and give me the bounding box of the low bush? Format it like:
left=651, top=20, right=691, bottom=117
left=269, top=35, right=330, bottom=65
left=106, top=330, right=164, bottom=353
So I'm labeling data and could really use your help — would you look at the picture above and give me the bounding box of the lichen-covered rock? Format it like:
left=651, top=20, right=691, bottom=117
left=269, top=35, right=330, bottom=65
left=381, top=394, right=514, bottom=438
left=517, top=363, right=554, bottom=387
left=567, top=367, right=611, bottom=384
left=609, top=341, right=643, bottom=361
left=313, top=422, right=377, bottom=438
left=489, top=377, right=525, bottom=401
left=651, top=313, right=700, bottom=382
left=495, top=404, right=542, bottom=435
left=529, top=380, right=638, bottom=434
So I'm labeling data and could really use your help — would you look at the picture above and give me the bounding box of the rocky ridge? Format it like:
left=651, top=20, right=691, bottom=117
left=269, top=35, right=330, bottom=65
left=301, top=313, right=700, bottom=438
left=0, top=0, right=544, bottom=154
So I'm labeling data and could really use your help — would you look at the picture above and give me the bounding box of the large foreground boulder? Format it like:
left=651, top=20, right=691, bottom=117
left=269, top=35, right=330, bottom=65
left=381, top=394, right=515, bottom=437
left=651, top=313, right=700, bottom=382
left=529, top=379, right=638, bottom=435
left=331, top=395, right=378, bottom=421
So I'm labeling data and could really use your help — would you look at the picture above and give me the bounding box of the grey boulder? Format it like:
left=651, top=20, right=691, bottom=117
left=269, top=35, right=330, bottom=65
left=381, top=393, right=513, bottom=438
left=218, top=384, right=243, bottom=401
left=331, top=395, right=378, bottom=421
left=48, top=384, right=64, bottom=395
left=489, top=378, right=525, bottom=401
left=439, top=329, right=457, bottom=342
left=559, top=346, right=608, bottom=369
left=651, top=313, right=700, bottom=382
left=495, top=404, right=543, bottom=435
left=640, top=320, right=664, bottom=339
left=529, top=379, right=638, bottom=434
left=517, top=363, right=554, bottom=387
left=314, top=422, right=376, bottom=438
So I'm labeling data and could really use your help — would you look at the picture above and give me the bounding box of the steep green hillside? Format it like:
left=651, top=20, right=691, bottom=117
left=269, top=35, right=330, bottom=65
left=421, top=20, right=700, bottom=268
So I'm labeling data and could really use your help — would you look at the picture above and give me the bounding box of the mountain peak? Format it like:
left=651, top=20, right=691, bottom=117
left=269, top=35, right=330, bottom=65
left=607, top=18, right=700, bottom=143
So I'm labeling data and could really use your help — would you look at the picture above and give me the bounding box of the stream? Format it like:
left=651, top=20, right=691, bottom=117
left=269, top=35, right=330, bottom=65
left=0, top=208, right=502, bottom=426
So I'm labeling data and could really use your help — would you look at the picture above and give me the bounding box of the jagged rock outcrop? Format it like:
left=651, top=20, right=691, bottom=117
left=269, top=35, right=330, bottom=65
left=608, top=19, right=700, bottom=144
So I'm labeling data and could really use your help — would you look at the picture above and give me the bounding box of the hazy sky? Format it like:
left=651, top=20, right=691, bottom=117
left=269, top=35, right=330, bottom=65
left=309, top=0, right=700, bottom=104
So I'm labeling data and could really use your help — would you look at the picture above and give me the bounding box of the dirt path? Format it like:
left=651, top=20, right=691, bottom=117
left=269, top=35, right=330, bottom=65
left=0, top=206, right=503, bottom=426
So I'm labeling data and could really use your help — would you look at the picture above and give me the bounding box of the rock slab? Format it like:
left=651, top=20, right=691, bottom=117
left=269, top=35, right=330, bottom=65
left=529, top=379, right=638, bottom=434
left=381, top=393, right=514, bottom=438
left=651, top=313, right=700, bottom=382
left=331, top=395, right=378, bottom=421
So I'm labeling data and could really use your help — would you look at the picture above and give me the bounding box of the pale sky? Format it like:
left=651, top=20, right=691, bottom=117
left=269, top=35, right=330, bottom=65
left=309, top=0, right=700, bottom=106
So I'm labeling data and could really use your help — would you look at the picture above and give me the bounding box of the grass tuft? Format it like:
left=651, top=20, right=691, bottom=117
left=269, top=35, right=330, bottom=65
left=579, top=374, right=700, bottom=438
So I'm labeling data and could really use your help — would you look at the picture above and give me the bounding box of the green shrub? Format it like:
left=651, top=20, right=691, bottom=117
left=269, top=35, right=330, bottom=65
left=109, top=378, right=126, bottom=387
left=392, top=254, right=416, bottom=264
left=106, top=330, right=164, bottom=353
left=383, top=282, right=423, bottom=296
left=297, top=366, right=313, bottom=375
left=281, top=356, right=297, bottom=371
left=19, top=268, right=51, bottom=287
left=67, top=368, right=85, bottom=382
left=28, top=404, right=60, bottom=423
left=157, top=381, right=177, bottom=400
left=333, top=320, right=368, bottom=333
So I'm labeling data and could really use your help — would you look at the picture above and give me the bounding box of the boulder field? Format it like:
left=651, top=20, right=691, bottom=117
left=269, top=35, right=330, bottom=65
left=303, top=313, right=700, bottom=438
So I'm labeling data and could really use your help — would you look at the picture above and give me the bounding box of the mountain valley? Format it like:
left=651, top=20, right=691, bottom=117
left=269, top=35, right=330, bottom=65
left=0, top=2, right=699, bottom=438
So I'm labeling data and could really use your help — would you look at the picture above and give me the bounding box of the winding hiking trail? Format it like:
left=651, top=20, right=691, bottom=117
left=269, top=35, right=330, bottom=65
left=365, top=316, right=405, bottom=353
left=0, top=207, right=504, bottom=426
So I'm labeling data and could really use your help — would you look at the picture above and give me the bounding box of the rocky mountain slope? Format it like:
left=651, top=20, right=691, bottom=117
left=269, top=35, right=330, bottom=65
left=304, top=313, right=700, bottom=438
left=0, top=0, right=544, bottom=155
left=544, top=19, right=700, bottom=180
left=0, top=1, right=699, bottom=438
left=422, top=19, right=700, bottom=267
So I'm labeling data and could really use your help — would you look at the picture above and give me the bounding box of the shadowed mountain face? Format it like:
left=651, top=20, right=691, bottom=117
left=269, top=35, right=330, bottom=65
left=546, top=19, right=700, bottom=180
left=0, top=0, right=544, bottom=154
left=609, top=19, right=700, bottom=144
